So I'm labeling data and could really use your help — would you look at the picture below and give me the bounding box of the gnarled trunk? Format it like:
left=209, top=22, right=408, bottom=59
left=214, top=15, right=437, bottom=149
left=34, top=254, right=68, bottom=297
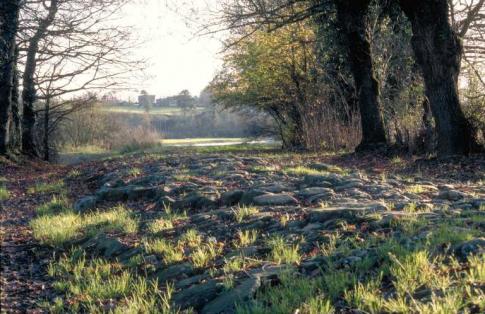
left=335, top=0, right=387, bottom=151
left=399, top=0, right=480, bottom=156
left=0, top=0, right=20, bottom=155
left=21, top=0, right=58, bottom=157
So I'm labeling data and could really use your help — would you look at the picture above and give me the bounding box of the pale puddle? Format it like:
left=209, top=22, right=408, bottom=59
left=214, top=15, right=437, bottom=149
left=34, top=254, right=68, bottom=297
left=162, top=138, right=278, bottom=147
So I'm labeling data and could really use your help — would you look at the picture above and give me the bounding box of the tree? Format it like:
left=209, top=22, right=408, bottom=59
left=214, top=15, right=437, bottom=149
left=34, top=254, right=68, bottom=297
left=334, top=0, right=387, bottom=150
left=21, top=0, right=59, bottom=157
left=398, top=0, right=481, bottom=156
left=17, top=0, right=140, bottom=160
left=0, top=0, right=21, bottom=155
left=211, top=0, right=387, bottom=150
left=177, top=90, right=196, bottom=111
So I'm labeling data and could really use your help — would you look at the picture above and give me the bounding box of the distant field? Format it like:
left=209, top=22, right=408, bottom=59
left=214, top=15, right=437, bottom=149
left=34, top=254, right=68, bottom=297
left=58, top=139, right=280, bottom=164
left=100, top=106, right=205, bottom=116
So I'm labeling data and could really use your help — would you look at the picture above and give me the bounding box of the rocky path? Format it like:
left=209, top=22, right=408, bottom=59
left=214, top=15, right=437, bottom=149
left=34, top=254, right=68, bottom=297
left=1, top=151, right=484, bottom=312
left=0, top=161, right=65, bottom=312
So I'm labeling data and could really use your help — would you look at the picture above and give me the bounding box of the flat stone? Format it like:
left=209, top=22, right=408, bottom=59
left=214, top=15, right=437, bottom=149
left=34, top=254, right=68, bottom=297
left=221, top=190, right=244, bottom=206
left=172, top=280, right=222, bottom=310
left=173, top=192, right=217, bottom=210
left=455, top=238, right=485, bottom=260
left=437, top=190, right=468, bottom=201
left=308, top=202, right=388, bottom=222
left=96, top=185, right=160, bottom=202
left=303, top=174, right=339, bottom=186
left=298, top=187, right=334, bottom=198
left=307, top=162, right=334, bottom=172
left=302, top=223, right=323, bottom=233
left=157, top=263, right=194, bottom=283
left=253, top=193, right=298, bottom=206
left=129, top=174, right=166, bottom=186
left=239, top=189, right=266, bottom=205
left=471, top=198, right=485, bottom=209
left=334, top=180, right=364, bottom=192
left=175, top=274, right=210, bottom=290
left=201, top=276, right=261, bottom=314
left=73, top=196, right=97, bottom=213
left=307, top=192, right=337, bottom=204
left=259, top=183, right=292, bottom=193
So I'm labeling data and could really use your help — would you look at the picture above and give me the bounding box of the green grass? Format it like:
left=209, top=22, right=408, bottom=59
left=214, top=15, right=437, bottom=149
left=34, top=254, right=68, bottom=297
left=46, top=248, right=174, bottom=313
left=144, top=238, right=184, bottom=265
left=249, top=165, right=279, bottom=173
left=389, top=250, right=434, bottom=296
left=284, top=164, right=347, bottom=176
left=236, top=271, right=334, bottom=314
left=283, top=166, right=324, bottom=176
left=179, top=228, right=202, bottom=248
left=266, top=236, right=301, bottom=265
left=35, top=196, right=70, bottom=216
left=147, top=205, right=187, bottom=234
left=223, top=256, right=247, bottom=274
left=234, top=229, right=258, bottom=248
left=0, top=186, right=9, bottom=200
left=233, top=205, right=259, bottom=223
left=31, top=205, right=138, bottom=247
left=127, top=167, right=142, bottom=176
left=190, top=242, right=222, bottom=268
left=405, top=184, right=436, bottom=194
left=27, top=180, right=66, bottom=195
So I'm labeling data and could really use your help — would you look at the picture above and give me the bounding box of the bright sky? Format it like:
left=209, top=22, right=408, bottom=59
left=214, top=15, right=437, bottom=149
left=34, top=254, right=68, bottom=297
left=117, top=0, right=223, bottom=101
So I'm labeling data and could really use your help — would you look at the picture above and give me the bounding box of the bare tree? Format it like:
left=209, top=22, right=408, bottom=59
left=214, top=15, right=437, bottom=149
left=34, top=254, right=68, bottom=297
left=0, top=0, right=21, bottom=156
left=17, top=0, right=143, bottom=159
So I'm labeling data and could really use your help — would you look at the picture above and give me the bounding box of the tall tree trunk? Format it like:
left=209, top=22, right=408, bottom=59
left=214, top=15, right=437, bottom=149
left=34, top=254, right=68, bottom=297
left=335, top=0, right=387, bottom=151
left=43, top=99, right=50, bottom=161
left=9, top=44, right=20, bottom=153
left=399, top=0, right=480, bottom=156
left=0, top=0, right=20, bottom=155
left=21, top=0, right=58, bottom=157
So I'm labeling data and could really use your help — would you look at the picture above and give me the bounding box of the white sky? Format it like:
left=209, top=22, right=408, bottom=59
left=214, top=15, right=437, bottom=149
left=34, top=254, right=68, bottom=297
left=116, top=0, right=223, bottom=101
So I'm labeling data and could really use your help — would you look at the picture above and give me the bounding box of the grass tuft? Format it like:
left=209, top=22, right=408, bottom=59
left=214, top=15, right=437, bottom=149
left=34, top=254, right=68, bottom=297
left=31, top=205, right=138, bottom=247
left=0, top=185, right=9, bottom=200
left=234, top=229, right=258, bottom=248
left=233, top=205, right=259, bottom=223
left=267, top=236, right=301, bottom=265
left=27, top=180, right=66, bottom=195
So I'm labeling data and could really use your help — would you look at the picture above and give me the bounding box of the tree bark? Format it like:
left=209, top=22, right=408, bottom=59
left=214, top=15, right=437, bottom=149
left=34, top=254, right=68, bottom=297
left=21, top=0, right=59, bottom=157
left=399, top=0, right=480, bottom=156
left=0, top=0, right=20, bottom=155
left=9, top=46, right=21, bottom=153
left=335, top=0, right=387, bottom=151
left=43, top=99, right=50, bottom=161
